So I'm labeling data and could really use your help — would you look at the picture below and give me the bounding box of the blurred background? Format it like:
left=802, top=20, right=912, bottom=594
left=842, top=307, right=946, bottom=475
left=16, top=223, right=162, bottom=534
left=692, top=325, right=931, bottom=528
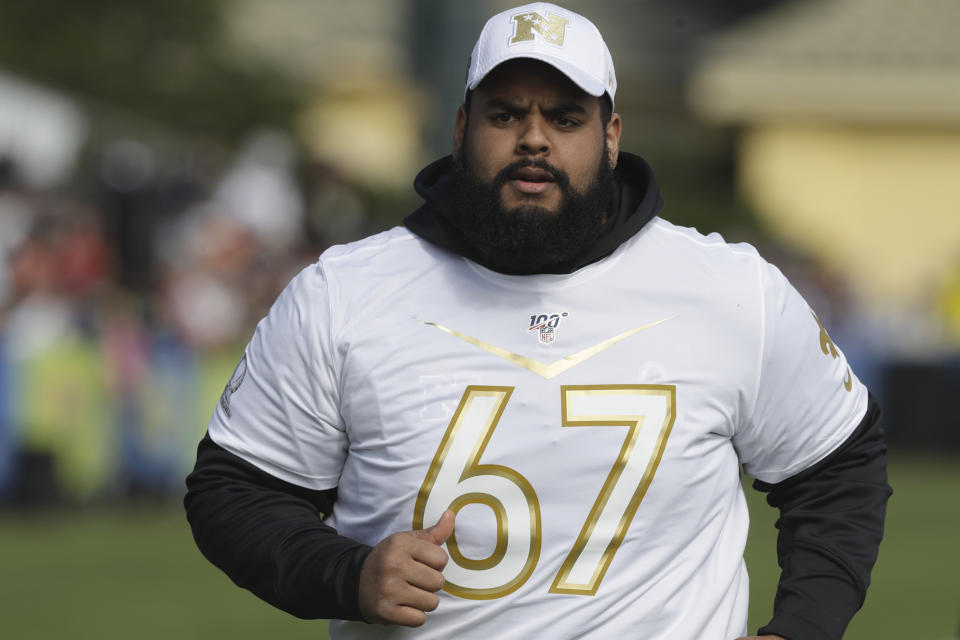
left=0, top=0, right=957, bottom=638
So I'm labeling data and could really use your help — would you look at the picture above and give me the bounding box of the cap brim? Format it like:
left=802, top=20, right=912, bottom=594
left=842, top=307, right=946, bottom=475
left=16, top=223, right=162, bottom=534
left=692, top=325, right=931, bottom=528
left=468, top=52, right=607, bottom=99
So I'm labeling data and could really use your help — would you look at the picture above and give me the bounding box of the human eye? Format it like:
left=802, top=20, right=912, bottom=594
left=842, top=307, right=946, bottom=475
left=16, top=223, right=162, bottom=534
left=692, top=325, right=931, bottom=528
left=553, top=115, right=581, bottom=129
left=491, top=112, right=518, bottom=125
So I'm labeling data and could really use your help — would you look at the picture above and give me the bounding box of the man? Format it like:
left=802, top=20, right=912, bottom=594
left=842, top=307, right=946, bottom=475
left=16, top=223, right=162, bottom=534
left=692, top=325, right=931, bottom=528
left=185, top=3, right=890, bottom=639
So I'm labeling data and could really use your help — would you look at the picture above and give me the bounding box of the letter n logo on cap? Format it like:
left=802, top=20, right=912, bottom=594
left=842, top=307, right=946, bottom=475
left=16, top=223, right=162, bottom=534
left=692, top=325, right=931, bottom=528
left=510, top=12, right=569, bottom=47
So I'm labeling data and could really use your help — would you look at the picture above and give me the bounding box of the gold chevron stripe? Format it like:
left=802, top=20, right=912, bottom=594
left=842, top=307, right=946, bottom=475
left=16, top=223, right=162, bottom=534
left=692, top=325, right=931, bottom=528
left=421, top=316, right=675, bottom=380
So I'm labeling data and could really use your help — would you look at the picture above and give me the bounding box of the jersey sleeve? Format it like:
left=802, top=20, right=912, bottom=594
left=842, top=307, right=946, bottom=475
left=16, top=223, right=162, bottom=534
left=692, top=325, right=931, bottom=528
left=734, top=259, right=868, bottom=483
left=207, top=261, right=347, bottom=490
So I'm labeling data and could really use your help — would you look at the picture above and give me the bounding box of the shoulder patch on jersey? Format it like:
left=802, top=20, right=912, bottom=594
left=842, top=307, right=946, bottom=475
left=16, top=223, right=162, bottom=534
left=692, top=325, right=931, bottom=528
left=220, top=354, right=247, bottom=418
left=811, top=311, right=853, bottom=392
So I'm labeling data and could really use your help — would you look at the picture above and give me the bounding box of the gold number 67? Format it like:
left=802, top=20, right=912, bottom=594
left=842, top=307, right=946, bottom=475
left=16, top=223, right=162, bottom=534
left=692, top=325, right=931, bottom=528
left=413, top=384, right=676, bottom=599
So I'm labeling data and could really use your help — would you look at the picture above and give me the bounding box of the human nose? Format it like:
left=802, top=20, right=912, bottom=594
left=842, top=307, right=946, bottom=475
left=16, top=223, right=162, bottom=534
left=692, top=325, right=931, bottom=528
left=516, top=116, right=549, bottom=156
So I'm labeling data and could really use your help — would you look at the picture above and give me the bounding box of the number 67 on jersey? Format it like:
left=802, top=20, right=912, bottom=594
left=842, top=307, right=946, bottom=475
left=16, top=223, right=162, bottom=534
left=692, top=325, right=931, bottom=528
left=414, top=384, right=676, bottom=600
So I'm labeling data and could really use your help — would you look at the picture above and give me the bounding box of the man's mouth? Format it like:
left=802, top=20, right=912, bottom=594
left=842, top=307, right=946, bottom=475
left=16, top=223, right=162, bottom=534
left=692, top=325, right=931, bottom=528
left=509, top=166, right=555, bottom=195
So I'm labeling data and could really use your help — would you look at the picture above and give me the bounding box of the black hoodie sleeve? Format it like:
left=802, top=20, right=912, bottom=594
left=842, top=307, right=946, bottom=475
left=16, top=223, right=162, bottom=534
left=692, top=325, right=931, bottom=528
left=184, top=433, right=372, bottom=620
left=754, top=393, right=891, bottom=640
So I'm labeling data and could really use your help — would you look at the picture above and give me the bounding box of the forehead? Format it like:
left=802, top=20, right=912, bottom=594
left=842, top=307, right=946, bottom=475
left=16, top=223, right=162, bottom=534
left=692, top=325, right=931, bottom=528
left=472, top=59, right=598, bottom=109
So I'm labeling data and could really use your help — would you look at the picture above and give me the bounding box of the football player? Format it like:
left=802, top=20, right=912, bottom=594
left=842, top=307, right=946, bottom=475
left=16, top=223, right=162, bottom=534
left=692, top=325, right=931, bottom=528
left=185, top=3, right=890, bottom=638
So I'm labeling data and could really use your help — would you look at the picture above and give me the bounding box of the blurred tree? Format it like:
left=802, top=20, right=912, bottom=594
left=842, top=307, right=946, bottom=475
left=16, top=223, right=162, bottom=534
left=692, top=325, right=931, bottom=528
left=0, top=0, right=301, bottom=140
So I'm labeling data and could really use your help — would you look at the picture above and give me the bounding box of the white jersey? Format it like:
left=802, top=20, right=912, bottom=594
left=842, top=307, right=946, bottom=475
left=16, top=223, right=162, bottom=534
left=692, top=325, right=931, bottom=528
left=208, top=217, right=867, bottom=640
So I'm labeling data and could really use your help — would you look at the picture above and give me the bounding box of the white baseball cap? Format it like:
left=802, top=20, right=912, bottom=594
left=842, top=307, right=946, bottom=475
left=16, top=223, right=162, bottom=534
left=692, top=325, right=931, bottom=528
left=465, top=2, right=617, bottom=108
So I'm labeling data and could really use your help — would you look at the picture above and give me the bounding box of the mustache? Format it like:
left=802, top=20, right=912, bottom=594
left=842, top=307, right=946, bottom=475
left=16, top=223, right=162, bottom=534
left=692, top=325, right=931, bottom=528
left=492, top=158, right=572, bottom=191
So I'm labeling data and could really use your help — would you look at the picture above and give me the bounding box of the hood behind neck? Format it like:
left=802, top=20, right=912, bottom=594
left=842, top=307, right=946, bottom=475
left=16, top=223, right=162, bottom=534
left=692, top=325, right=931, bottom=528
left=403, top=151, right=664, bottom=275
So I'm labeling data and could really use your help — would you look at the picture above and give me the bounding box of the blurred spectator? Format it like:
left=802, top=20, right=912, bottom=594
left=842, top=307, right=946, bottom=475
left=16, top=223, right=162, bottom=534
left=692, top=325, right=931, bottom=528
left=212, top=129, right=304, bottom=252
left=0, top=157, right=33, bottom=310
left=159, top=208, right=255, bottom=350
left=1, top=195, right=114, bottom=504
left=0, top=320, right=14, bottom=499
left=101, top=290, right=200, bottom=498
left=303, top=159, right=371, bottom=246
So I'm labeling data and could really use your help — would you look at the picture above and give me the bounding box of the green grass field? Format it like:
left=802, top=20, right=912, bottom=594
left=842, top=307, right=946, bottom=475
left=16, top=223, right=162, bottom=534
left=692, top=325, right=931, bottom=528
left=1, top=454, right=957, bottom=639
left=744, top=454, right=960, bottom=640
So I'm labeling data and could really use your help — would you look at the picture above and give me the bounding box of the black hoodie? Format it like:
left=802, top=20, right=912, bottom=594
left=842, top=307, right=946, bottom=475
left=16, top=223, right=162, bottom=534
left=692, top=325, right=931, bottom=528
left=404, top=151, right=663, bottom=274
left=185, top=153, right=890, bottom=640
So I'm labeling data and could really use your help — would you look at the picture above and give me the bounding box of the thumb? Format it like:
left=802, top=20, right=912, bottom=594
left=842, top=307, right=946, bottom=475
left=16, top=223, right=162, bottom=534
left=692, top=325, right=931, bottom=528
left=417, top=509, right=455, bottom=545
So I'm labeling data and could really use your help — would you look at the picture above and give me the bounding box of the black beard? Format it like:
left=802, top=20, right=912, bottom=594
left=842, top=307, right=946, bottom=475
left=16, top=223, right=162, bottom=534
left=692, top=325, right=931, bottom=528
left=449, top=146, right=616, bottom=274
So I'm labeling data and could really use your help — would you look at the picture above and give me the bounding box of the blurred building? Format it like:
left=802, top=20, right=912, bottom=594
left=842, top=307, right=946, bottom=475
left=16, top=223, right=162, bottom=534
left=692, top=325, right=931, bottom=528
left=225, top=0, right=430, bottom=189
left=689, top=0, right=960, bottom=348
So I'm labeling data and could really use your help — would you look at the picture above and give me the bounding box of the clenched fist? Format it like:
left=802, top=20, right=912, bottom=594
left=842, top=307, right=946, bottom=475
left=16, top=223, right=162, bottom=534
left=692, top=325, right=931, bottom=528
left=358, top=510, right=455, bottom=627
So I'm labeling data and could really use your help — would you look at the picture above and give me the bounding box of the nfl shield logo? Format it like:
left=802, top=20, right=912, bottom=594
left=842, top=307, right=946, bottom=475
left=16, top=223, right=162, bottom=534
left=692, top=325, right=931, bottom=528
left=529, top=312, right=567, bottom=345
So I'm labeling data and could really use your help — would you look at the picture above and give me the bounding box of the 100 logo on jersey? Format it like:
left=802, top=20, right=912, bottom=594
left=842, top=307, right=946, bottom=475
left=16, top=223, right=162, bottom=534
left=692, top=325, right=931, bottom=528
left=528, top=312, right=568, bottom=345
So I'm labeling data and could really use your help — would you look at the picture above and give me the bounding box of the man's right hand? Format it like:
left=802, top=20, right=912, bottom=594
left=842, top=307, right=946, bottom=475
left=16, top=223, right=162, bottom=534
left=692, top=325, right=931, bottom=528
left=358, top=510, right=455, bottom=626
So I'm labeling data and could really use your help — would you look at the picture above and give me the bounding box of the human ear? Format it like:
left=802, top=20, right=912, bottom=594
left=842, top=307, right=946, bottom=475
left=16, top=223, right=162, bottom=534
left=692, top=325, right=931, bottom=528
left=453, top=105, right=467, bottom=159
left=605, top=113, right=622, bottom=167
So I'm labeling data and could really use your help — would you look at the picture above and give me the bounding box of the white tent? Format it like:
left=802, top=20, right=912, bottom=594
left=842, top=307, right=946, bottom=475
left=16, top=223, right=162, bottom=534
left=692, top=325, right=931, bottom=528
left=0, top=70, right=87, bottom=188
